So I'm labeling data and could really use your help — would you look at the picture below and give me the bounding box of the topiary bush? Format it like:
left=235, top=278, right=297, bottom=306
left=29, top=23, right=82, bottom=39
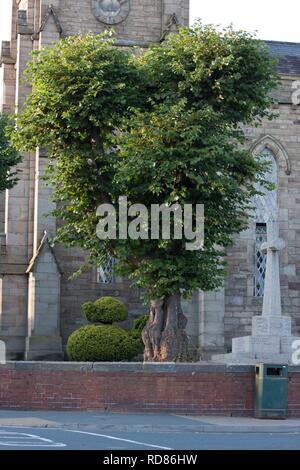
left=82, top=301, right=97, bottom=322
left=83, top=296, right=128, bottom=324
left=67, top=324, right=139, bottom=362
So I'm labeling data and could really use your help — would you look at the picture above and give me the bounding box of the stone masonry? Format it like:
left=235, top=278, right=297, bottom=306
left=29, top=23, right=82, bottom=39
left=213, top=221, right=300, bottom=364
left=192, top=48, right=300, bottom=359
left=0, top=0, right=189, bottom=359
left=1, top=1, right=300, bottom=360
left=0, top=361, right=300, bottom=416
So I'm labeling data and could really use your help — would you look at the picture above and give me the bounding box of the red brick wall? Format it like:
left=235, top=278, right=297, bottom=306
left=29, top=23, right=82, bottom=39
left=287, top=372, right=300, bottom=417
left=0, top=363, right=299, bottom=417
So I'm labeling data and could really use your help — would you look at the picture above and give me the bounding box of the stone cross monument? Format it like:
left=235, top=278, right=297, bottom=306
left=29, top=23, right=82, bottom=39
left=213, top=220, right=300, bottom=364
left=261, top=221, right=285, bottom=317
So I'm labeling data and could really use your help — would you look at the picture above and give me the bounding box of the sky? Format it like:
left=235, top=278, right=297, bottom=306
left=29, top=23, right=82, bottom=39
left=190, top=0, right=300, bottom=42
left=0, top=0, right=300, bottom=42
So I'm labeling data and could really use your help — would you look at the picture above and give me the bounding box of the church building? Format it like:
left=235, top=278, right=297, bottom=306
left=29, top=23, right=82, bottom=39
left=0, top=0, right=300, bottom=361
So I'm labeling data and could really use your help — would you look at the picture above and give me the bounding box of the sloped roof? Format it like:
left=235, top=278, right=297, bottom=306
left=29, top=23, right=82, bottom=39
left=26, top=231, right=63, bottom=275
left=265, top=40, right=300, bottom=75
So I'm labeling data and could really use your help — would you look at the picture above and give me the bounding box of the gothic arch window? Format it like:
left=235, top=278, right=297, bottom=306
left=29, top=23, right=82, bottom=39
left=254, top=148, right=278, bottom=224
left=253, top=147, right=278, bottom=297
left=250, top=134, right=291, bottom=176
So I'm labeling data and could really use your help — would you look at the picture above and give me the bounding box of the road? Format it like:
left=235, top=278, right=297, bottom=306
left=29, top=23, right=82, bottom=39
left=0, top=411, right=299, bottom=450
left=0, top=427, right=299, bottom=450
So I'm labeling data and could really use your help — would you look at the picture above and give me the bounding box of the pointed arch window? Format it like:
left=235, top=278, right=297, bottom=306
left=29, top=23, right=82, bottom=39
left=253, top=148, right=278, bottom=297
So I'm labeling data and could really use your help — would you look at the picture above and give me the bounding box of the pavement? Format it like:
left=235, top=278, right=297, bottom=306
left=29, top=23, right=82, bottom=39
left=0, top=411, right=299, bottom=450
left=0, top=410, right=300, bottom=433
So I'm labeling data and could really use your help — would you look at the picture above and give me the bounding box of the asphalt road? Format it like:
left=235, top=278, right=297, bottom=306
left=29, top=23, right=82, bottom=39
left=0, top=426, right=299, bottom=450
left=0, top=411, right=300, bottom=451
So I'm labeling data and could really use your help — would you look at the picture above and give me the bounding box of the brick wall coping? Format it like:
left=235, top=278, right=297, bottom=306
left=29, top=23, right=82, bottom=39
left=1, top=361, right=300, bottom=373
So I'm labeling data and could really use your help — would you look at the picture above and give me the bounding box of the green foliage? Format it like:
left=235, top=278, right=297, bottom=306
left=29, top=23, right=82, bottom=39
left=12, top=32, right=146, bottom=269
left=83, top=296, right=128, bottom=324
left=66, top=324, right=139, bottom=362
left=13, top=24, right=279, bottom=302
left=0, top=114, right=21, bottom=191
left=132, top=315, right=149, bottom=334
left=129, top=315, right=149, bottom=355
left=138, top=23, right=278, bottom=125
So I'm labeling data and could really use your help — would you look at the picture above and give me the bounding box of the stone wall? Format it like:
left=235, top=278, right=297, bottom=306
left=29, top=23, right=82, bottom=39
left=223, top=77, right=300, bottom=350
left=39, top=0, right=189, bottom=45
left=0, top=362, right=299, bottom=416
left=1, top=0, right=300, bottom=360
left=58, top=249, right=148, bottom=347
left=0, top=0, right=190, bottom=359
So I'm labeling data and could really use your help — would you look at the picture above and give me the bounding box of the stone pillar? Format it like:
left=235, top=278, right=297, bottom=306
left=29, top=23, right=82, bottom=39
left=161, top=0, right=189, bottom=39
left=25, top=233, right=63, bottom=360
left=162, top=0, right=189, bottom=27
left=199, top=289, right=225, bottom=358
left=25, top=0, right=63, bottom=359
left=182, top=291, right=201, bottom=351
left=31, top=2, right=61, bottom=251
left=0, top=3, right=35, bottom=359
left=0, top=0, right=19, bottom=247
left=0, top=273, right=28, bottom=359
left=182, top=288, right=225, bottom=359
left=0, top=41, right=16, bottom=114
left=0, top=2, right=17, bottom=257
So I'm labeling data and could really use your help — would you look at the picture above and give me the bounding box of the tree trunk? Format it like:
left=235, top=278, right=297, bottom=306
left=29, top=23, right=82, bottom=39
left=142, top=292, right=189, bottom=362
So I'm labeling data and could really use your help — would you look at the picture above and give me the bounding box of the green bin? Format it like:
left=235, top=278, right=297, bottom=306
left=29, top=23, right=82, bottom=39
left=255, top=363, right=289, bottom=419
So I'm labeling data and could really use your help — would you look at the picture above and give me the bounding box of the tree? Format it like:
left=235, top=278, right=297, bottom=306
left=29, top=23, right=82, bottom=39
left=13, top=24, right=278, bottom=362
left=0, top=114, right=20, bottom=191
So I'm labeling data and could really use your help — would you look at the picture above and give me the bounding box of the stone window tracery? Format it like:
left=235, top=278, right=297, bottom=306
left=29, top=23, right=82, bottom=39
left=253, top=148, right=278, bottom=297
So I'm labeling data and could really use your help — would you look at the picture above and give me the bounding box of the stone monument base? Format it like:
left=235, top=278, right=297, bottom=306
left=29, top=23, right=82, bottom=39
left=212, top=315, right=300, bottom=365
left=212, top=352, right=292, bottom=365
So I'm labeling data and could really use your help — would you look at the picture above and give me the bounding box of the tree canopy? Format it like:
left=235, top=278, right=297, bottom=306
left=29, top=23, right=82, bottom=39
left=0, top=114, right=20, bottom=192
left=13, top=24, right=279, bottom=302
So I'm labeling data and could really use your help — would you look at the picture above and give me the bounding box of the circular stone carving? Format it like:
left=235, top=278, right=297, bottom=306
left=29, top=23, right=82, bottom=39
left=92, top=0, right=130, bottom=25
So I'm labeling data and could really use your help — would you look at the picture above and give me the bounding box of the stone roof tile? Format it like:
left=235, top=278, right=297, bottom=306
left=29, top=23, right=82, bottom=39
left=265, top=40, right=300, bottom=75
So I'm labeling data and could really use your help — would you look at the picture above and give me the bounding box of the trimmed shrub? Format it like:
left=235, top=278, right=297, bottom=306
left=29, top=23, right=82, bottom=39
left=66, top=324, right=139, bottom=362
left=82, top=301, right=97, bottom=322
left=83, top=296, right=128, bottom=324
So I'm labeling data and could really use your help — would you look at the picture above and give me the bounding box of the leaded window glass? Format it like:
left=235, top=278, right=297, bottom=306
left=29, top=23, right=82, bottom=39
left=254, top=223, right=267, bottom=297
left=97, top=253, right=116, bottom=284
